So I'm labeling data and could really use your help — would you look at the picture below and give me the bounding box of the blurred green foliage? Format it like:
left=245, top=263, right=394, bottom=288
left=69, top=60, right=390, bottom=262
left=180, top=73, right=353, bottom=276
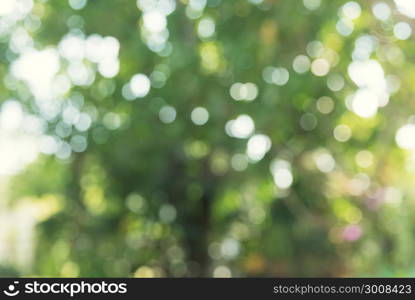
left=2, top=0, right=415, bottom=277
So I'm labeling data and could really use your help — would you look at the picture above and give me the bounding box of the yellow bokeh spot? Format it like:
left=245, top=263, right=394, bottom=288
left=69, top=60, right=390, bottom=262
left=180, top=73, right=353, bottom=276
left=185, top=140, right=210, bottom=159
left=199, top=42, right=225, bottom=74
left=339, top=112, right=379, bottom=142
left=332, top=198, right=362, bottom=224
left=133, top=266, right=164, bottom=278
left=83, top=185, right=106, bottom=215
left=21, top=194, right=63, bottom=222
left=60, top=261, right=80, bottom=277
left=260, top=19, right=278, bottom=45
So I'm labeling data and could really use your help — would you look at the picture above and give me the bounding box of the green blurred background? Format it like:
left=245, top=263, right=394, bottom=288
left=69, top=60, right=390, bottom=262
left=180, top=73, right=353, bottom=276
left=1, top=0, right=415, bottom=277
